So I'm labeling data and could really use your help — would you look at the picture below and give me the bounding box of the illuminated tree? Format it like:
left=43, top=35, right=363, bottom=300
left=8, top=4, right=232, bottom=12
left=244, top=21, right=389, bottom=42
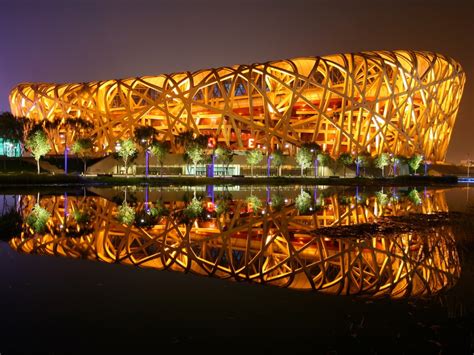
left=296, top=147, right=312, bottom=177
left=215, top=146, right=234, bottom=176
left=246, top=195, right=262, bottom=214
left=374, top=153, right=390, bottom=177
left=271, top=150, right=285, bottom=176
left=295, top=190, right=312, bottom=214
left=246, top=150, right=263, bottom=177
left=150, top=141, right=168, bottom=177
left=26, top=204, right=51, bottom=233
left=337, top=153, right=353, bottom=177
left=72, top=137, right=93, bottom=174
left=184, top=197, right=203, bottom=219
left=25, top=128, right=51, bottom=174
left=316, top=152, right=331, bottom=177
left=187, top=143, right=206, bottom=176
left=408, top=154, right=423, bottom=175
left=117, top=139, right=137, bottom=176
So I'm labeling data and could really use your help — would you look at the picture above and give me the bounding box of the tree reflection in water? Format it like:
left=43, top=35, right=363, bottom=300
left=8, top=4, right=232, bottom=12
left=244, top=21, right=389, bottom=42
left=7, top=186, right=460, bottom=299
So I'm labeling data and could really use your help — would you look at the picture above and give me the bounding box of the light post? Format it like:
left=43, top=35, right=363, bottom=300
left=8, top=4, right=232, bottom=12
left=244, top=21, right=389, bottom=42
left=64, top=146, right=70, bottom=174
left=145, top=149, right=150, bottom=177
left=267, top=154, right=272, bottom=177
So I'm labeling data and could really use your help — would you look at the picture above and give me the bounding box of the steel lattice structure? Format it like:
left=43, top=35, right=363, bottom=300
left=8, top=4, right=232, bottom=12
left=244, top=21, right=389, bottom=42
left=9, top=50, right=465, bottom=161
left=9, top=190, right=459, bottom=298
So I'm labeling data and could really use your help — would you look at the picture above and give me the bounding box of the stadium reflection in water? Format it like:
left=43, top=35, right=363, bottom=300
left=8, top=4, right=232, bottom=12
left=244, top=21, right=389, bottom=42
left=8, top=186, right=460, bottom=298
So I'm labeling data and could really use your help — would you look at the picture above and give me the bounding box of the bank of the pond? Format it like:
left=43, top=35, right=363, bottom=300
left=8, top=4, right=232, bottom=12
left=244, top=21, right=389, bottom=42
left=0, top=172, right=459, bottom=188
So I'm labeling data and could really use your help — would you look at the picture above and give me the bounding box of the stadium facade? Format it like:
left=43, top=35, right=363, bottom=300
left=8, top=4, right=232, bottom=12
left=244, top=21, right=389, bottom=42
left=9, top=50, right=465, bottom=161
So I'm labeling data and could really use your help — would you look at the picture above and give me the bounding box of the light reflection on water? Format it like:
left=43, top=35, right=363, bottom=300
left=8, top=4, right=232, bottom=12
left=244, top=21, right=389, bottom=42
left=1, top=185, right=462, bottom=298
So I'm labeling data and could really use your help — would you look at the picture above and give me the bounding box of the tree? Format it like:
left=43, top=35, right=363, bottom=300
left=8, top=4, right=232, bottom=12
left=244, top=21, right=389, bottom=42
left=117, top=139, right=137, bottom=176
left=317, top=152, right=331, bottom=177
left=72, top=137, right=93, bottom=174
left=391, top=155, right=405, bottom=176
left=117, top=201, right=135, bottom=226
left=302, top=142, right=321, bottom=176
left=25, top=128, right=51, bottom=174
left=246, top=150, right=263, bottom=177
left=215, top=146, right=234, bottom=176
left=0, top=112, right=24, bottom=142
left=187, top=143, right=206, bottom=176
left=295, top=190, right=312, bottom=214
left=149, top=141, right=168, bottom=176
left=133, top=126, right=156, bottom=150
left=354, top=153, right=371, bottom=177
left=26, top=204, right=51, bottom=233
left=296, top=147, right=312, bottom=177
left=408, top=154, right=423, bottom=175
left=271, top=150, right=285, bottom=176
left=337, top=153, right=353, bottom=177
left=374, top=153, right=390, bottom=177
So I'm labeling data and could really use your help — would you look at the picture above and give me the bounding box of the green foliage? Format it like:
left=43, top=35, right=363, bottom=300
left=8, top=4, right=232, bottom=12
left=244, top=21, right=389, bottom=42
left=184, top=197, right=203, bottom=219
left=375, top=190, right=389, bottom=206
left=374, top=153, right=390, bottom=176
left=374, top=153, right=390, bottom=169
left=117, top=139, right=137, bottom=174
left=187, top=143, right=206, bottom=174
left=150, top=141, right=169, bottom=175
left=117, top=201, right=135, bottom=226
left=246, top=195, right=262, bottom=213
left=295, top=190, right=312, bottom=214
left=271, top=150, right=285, bottom=167
left=73, top=210, right=90, bottom=225
left=408, top=154, right=423, bottom=174
left=317, top=152, right=331, bottom=167
left=246, top=150, right=263, bottom=166
left=296, top=147, right=312, bottom=174
left=72, top=138, right=93, bottom=155
left=0, top=111, right=24, bottom=142
left=355, top=154, right=370, bottom=168
left=26, top=129, right=51, bottom=159
left=25, top=128, right=51, bottom=174
left=246, top=150, right=263, bottom=176
left=133, top=126, right=156, bottom=149
left=270, top=193, right=284, bottom=211
left=338, top=152, right=354, bottom=177
left=215, top=146, right=234, bottom=172
left=338, top=152, right=353, bottom=166
left=408, top=189, right=422, bottom=205
left=26, top=204, right=51, bottom=233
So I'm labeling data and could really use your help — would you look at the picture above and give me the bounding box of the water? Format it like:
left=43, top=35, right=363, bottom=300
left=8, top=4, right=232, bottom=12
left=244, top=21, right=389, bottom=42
left=0, top=185, right=473, bottom=353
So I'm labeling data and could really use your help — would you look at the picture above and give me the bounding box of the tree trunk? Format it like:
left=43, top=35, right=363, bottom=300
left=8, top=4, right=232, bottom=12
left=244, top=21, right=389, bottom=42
left=37, top=159, right=40, bottom=174
left=381, top=167, right=384, bottom=177
left=278, top=165, right=282, bottom=176
left=251, top=165, right=254, bottom=177
left=194, top=162, right=197, bottom=177
left=83, top=159, right=87, bottom=174
left=301, top=166, right=303, bottom=177
left=160, top=162, right=163, bottom=177
left=343, top=166, right=346, bottom=177
left=124, top=160, right=128, bottom=177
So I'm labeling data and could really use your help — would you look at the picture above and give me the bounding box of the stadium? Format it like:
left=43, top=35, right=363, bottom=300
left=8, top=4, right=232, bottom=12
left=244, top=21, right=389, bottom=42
left=9, top=50, right=465, bottom=162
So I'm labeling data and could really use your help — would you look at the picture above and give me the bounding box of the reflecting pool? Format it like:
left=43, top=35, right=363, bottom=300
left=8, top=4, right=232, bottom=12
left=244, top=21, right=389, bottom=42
left=1, top=185, right=473, bottom=353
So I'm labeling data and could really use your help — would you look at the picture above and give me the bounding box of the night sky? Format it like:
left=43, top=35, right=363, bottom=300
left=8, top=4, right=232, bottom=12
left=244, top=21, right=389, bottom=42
left=0, top=0, right=472, bottom=162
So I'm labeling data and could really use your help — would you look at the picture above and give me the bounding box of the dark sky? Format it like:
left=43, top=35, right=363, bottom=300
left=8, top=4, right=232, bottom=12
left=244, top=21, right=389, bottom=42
left=0, top=0, right=472, bottom=162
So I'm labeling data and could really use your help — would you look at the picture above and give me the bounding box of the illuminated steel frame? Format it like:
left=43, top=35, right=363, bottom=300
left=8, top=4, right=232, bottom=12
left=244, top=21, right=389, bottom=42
left=9, top=50, right=465, bottom=161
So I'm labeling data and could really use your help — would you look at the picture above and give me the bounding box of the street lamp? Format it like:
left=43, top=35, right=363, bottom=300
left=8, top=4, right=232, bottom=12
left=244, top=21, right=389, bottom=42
left=64, top=146, right=70, bottom=174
